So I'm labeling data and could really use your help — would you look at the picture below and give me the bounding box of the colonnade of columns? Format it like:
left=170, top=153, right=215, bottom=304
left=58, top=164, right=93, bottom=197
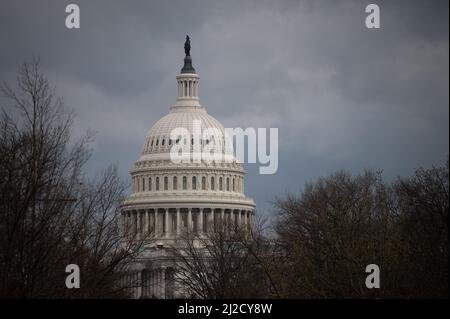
left=141, top=267, right=174, bottom=298
left=177, top=78, right=198, bottom=98
left=121, top=267, right=174, bottom=299
left=122, top=208, right=254, bottom=239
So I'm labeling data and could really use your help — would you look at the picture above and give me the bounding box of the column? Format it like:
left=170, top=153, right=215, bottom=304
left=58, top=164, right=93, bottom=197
left=154, top=210, right=159, bottom=237
left=138, top=210, right=143, bottom=239
left=158, top=269, right=163, bottom=298
left=199, top=208, right=204, bottom=235
left=161, top=267, right=166, bottom=298
left=187, top=208, right=192, bottom=233
left=176, top=208, right=181, bottom=235
left=164, top=208, right=169, bottom=237
left=156, top=269, right=160, bottom=298
left=145, top=210, right=150, bottom=238
left=232, top=210, right=236, bottom=232
left=206, top=209, right=211, bottom=233
left=237, top=210, right=241, bottom=230
left=244, top=210, right=248, bottom=233
left=133, top=211, right=138, bottom=238
left=210, top=208, right=217, bottom=232
left=137, top=271, right=142, bottom=298
left=150, top=271, right=154, bottom=297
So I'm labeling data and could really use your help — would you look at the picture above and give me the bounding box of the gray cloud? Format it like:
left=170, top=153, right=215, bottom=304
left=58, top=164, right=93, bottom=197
left=1, top=0, right=448, bottom=216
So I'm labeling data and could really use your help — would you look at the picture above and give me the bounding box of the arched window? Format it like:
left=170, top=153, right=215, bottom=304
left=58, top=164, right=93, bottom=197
left=142, top=177, right=146, bottom=192
left=162, top=139, right=165, bottom=146
left=192, top=176, right=197, bottom=190
left=219, top=177, right=223, bottom=191
left=137, top=178, right=140, bottom=192
left=173, top=176, right=178, bottom=190
left=156, top=139, right=159, bottom=146
left=232, top=178, right=235, bottom=192
left=226, top=177, right=230, bottom=191
left=202, top=176, right=206, bottom=190
left=156, top=177, right=160, bottom=191
left=211, top=177, right=215, bottom=190
left=151, top=140, right=154, bottom=146
left=164, top=176, right=168, bottom=190
left=183, top=176, right=187, bottom=190
left=149, top=177, right=152, bottom=191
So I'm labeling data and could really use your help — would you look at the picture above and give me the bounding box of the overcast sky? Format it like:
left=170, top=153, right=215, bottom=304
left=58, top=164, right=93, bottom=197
left=0, top=0, right=448, bottom=217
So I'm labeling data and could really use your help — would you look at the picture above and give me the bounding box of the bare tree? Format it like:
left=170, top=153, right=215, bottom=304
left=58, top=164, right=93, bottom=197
left=273, top=170, right=401, bottom=298
left=273, top=164, right=449, bottom=298
left=393, top=160, right=449, bottom=298
left=168, top=219, right=279, bottom=299
left=0, top=59, right=145, bottom=298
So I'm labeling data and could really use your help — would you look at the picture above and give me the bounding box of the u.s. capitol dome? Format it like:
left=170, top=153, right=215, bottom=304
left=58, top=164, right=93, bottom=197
left=120, top=37, right=255, bottom=298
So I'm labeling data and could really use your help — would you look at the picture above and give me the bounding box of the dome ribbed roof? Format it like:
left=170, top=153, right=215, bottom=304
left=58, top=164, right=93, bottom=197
left=139, top=106, right=234, bottom=161
left=146, top=108, right=224, bottom=141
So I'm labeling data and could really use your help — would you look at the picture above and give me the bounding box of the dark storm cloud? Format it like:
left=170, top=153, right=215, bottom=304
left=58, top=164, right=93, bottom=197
left=0, top=0, right=448, bottom=216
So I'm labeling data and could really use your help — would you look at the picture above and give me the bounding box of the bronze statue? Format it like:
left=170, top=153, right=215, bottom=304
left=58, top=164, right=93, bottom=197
left=184, top=35, right=191, bottom=56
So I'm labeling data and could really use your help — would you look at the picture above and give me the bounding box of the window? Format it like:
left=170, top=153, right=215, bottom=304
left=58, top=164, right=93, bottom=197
left=173, top=176, right=178, bottom=190
left=232, top=178, right=235, bottom=192
left=162, top=139, right=165, bottom=146
left=183, top=176, right=187, bottom=190
left=202, top=176, right=206, bottom=190
left=149, top=177, right=152, bottom=191
left=226, top=178, right=230, bottom=191
left=169, top=139, right=172, bottom=145
left=156, top=139, right=159, bottom=146
left=219, top=177, right=223, bottom=191
left=211, top=177, right=215, bottom=190
left=156, top=177, right=160, bottom=191
left=192, top=176, right=197, bottom=190
left=142, top=177, right=146, bottom=192
left=164, top=176, right=168, bottom=190
left=151, top=140, right=154, bottom=146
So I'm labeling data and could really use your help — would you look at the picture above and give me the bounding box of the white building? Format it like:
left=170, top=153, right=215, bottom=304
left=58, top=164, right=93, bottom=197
left=120, top=37, right=255, bottom=298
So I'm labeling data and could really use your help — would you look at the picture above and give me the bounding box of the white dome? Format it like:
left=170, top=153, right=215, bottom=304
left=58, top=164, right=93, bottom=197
left=121, top=52, right=255, bottom=244
left=120, top=43, right=255, bottom=300
left=138, top=104, right=235, bottom=163
left=148, top=107, right=224, bottom=138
